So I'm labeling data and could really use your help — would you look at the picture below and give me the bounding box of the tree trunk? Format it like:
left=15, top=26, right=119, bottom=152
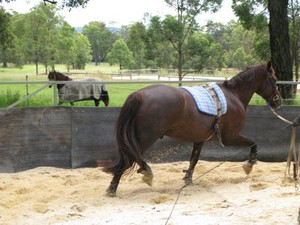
left=178, top=49, right=183, bottom=86
left=35, top=60, right=39, bottom=75
left=268, top=0, right=293, bottom=99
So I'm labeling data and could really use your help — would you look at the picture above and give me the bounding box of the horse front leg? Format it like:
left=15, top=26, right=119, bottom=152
left=93, top=99, right=100, bottom=107
left=223, top=134, right=257, bottom=175
left=243, top=143, right=257, bottom=175
left=183, top=142, right=204, bottom=185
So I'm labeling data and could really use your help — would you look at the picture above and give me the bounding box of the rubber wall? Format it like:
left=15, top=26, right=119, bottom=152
left=0, top=106, right=299, bottom=172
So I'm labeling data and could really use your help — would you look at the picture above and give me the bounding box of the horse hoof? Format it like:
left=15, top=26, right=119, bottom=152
left=242, top=161, right=254, bottom=175
left=185, top=180, right=193, bottom=185
left=142, top=174, right=153, bottom=186
left=183, top=177, right=193, bottom=185
left=106, top=188, right=116, bottom=197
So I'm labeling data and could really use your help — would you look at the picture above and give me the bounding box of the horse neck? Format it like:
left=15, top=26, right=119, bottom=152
left=228, top=70, right=258, bottom=108
left=236, top=85, right=255, bottom=109
left=56, top=73, right=71, bottom=89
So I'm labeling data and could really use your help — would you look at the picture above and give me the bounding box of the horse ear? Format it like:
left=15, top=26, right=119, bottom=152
left=267, top=60, right=272, bottom=72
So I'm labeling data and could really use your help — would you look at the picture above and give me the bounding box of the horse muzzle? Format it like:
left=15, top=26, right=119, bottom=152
left=269, top=94, right=283, bottom=110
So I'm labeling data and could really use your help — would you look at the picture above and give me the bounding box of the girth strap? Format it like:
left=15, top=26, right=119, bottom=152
left=205, top=85, right=224, bottom=147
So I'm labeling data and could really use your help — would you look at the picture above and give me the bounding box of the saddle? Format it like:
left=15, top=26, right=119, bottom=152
left=180, top=84, right=227, bottom=145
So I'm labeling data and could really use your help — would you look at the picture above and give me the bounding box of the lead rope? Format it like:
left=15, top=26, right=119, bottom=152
left=270, top=107, right=299, bottom=190
left=164, top=160, right=227, bottom=225
left=164, top=109, right=297, bottom=225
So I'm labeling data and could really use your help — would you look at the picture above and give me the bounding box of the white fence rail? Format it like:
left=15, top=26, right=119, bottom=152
left=0, top=78, right=299, bottom=108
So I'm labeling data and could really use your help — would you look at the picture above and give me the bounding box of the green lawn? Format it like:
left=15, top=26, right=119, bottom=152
left=0, top=63, right=298, bottom=108
left=0, top=63, right=169, bottom=107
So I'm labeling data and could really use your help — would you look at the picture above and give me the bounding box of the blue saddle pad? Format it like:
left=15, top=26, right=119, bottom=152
left=180, top=84, right=227, bottom=116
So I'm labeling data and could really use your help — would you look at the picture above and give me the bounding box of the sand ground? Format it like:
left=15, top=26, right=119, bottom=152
left=0, top=161, right=299, bottom=225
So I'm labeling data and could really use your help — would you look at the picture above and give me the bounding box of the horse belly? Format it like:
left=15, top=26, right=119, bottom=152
left=165, top=117, right=215, bottom=143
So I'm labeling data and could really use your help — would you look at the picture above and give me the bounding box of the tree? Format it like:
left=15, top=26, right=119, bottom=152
left=185, top=32, right=223, bottom=71
left=24, top=3, right=60, bottom=74
left=162, top=0, right=222, bottom=83
left=232, top=0, right=293, bottom=99
left=0, top=7, right=13, bottom=67
left=232, top=47, right=247, bottom=69
left=56, top=22, right=76, bottom=71
left=127, top=22, right=146, bottom=69
left=107, top=39, right=134, bottom=70
left=289, top=0, right=300, bottom=85
left=0, top=0, right=90, bottom=8
left=144, top=16, right=175, bottom=69
left=82, top=21, right=113, bottom=66
left=268, top=0, right=293, bottom=99
left=74, top=32, right=91, bottom=69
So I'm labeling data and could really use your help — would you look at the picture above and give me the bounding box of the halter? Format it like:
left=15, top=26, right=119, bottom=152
left=260, top=73, right=280, bottom=106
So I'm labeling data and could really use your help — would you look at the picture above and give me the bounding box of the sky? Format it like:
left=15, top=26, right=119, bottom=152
left=1, top=0, right=237, bottom=28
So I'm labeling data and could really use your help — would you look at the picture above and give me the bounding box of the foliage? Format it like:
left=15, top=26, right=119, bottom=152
left=55, top=22, right=76, bottom=71
left=0, top=7, right=13, bottom=67
left=1, top=0, right=299, bottom=100
left=74, top=32, right=91, bottom=69
left=143, top=16, right=176, bottom=69
left=0, top=0, right=90, bottom=8
left=162, top=0, right=222, bottom=81
left=82, top=21, right=115, bottom=66
left=127, top=22, right=146, bottom=69
left=185, top=32, right=223, bottom=71
left=107, top=39, right=134, bottom=70
left=0, top=89, right=20, bottom=107
left=232, top=0, right=297, bottom=99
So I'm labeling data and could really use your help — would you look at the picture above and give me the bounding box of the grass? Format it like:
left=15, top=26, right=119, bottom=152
left=0, top=63, right=160, bottom=107
left=0, top=63, right=299, bottom=108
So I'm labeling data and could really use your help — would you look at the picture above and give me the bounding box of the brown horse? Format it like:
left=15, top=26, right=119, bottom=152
left=102, top=61, right=283, bottom=197
left=48, top=71, right=109, bottom=107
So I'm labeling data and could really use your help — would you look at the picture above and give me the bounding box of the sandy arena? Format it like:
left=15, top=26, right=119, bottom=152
left=0, top=161, right=299, bottom=225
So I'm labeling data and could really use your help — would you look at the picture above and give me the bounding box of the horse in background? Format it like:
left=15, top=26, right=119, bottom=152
left=101, top=61, right=283, bottom=197
left=48, top=71, right=109, bottom=107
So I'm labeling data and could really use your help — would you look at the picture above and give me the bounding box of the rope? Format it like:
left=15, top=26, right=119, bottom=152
left=270, top=106, right=299, bottom=189
left=164, top=111, right=295, bottom=225
left=164, top=161, right=227, bottom=225
left=270, top=107, right=293, bottom=125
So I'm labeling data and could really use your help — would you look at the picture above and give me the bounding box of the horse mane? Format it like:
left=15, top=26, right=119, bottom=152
left=55, top=71, right=72, bottom=81
left=224, top=63, right=266, bottom=89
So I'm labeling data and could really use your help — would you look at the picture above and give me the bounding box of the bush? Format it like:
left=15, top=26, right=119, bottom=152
left=0, top=89, right=21, bottom=107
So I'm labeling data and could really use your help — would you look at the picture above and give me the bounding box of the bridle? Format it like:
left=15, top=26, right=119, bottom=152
left=260, top=72, right=281, bottom=106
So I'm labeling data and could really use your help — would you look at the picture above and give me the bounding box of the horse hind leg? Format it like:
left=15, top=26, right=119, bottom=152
left=137, top=161, right=153, bottom=186
left=183, top=142, right=204, bottom=185
left=104, top=161, right=134, bottom=197
left=107, top=173, right=122, bottom=197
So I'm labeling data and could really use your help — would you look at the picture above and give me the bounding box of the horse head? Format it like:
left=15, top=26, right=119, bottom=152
left=48, top=71, right=71, bottom=89
left=48, top=71, right=56, bottom=88
left=256, top=61, right=282, bottom=110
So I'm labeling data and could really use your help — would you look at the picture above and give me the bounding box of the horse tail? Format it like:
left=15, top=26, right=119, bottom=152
left=102, top=92, right=143, bottom=176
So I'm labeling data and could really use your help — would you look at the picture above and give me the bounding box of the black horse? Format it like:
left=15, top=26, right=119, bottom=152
left=48, top=71, right=109, bottom=107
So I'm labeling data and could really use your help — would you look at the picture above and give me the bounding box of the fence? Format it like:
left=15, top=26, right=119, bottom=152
left=0, top=105, right=299, bottom=173
left=1, top=78, right=300, bottom=108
